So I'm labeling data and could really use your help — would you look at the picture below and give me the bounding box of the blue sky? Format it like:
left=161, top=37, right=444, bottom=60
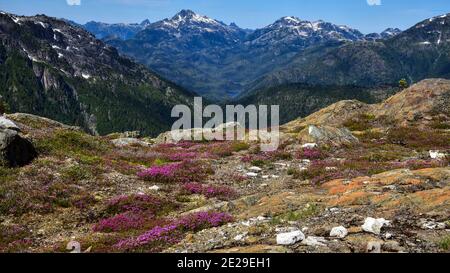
left=1, top=0, right=449, bottom=33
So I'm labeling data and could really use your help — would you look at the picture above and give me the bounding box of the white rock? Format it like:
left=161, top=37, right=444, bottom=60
left=256, top=216, right=268, bottom=221
left=0, top=116, right=20, bottom=131
left=271, top=175, right=280, bottom=178
left=420, top=219, right=446, bottom=230
left=302, top=143, right=318, bottom=149
left=367, top=241, right=382, bottom=253
left=303, top=236, right=327, bottom=247
left=276, top=230, right=305, bottom=245
left=248, top=166, right=263, bottom=172
left=234, top=233, right=248, bottom=241
left=429, top=150, right=446, bottom=159
left=362, top=217, right=390, bottom=235
left=262, top=175, right=269, bottom=179
left=245, top=172, right=258, bottom=178
left=215, top=122, right=242, bottom=132
left=149, top=185, right=160, bottom=191
left=329, top=207, right=340, bottom=213
left=330, top=226, right=348, bottom=238
left=111, top=138, right=150, bottom=147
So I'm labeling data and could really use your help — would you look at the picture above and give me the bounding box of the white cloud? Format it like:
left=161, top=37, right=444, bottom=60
left=66, top=0, right=81, bottom=6
left=367, top=0, right=381, bottom=6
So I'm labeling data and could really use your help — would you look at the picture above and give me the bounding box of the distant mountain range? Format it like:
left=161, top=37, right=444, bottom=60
left=1, top=9, right=450, bottom=137
left=82, top=10, right=403, bottom=100
left=82, top=19, right=151, bottom=40
left=0, top=11, right=194, bottom=136
left=247, top=13, right=450, bottom=92
left=236, top=14, right=450, bottom=122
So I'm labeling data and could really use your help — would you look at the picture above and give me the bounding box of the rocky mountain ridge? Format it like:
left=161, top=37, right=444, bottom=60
left=102, top=10, right=403, bottom=99
left=0, top=11, right=195, bottom=136
left=248, top=13, right=450, bottom=92
left=82, top=19, right=151, bottom=40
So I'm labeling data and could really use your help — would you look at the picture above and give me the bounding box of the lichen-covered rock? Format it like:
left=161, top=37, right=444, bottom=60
left=276, top=230, right=305, bottom=245
left=298, top=125, right=359, bottom=146
left=330, top=226, right=348, bottom=238
left=111, top=137, right=151, bottom=147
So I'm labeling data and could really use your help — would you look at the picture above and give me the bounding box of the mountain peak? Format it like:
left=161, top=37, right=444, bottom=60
left=277, top=16, right=303, bottom=25
left=140, top=19, right=151, bottom=26
left=168, top=9, right=219, bottom=26
left=174, top=9, right=197, bottom=19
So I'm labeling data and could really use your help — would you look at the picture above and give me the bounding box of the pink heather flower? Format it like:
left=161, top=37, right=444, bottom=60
left=166, top=152, right=203, bottom=162
left=137, top=163, right=182, bottom=178
left=297, top=148, right=326, bottom=160
left=114, top=211, right=233, bottom=251
left=137, top=160, right=213, bottom=184
left=106, top=194, right=165, bottom=214
left=182, top=182, right=204, bottom=194
left=93, top=212, right=147, bottom=233
left=182, top=183, right=237, bottom=200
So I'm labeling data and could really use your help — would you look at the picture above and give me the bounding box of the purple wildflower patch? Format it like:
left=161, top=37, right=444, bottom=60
left=296, top=148, right=327, bottom=160
left=182, top=183, right=237, bottom=200
left=106, top=194, right=175, bottom=215
left=114, top=211, right=233, bottom=251
left=137, top=160, right=213, bottom=184
left=93, top=212, right=147, bottom=233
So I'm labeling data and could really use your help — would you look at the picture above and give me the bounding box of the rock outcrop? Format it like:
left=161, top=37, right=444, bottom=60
left=282, top=79, right=450, bottom=135
left=373, top=79, right=450, bottom=126
left=0, top=117, right=37, bottom=167
left=297, top=125, right=359, bottom=146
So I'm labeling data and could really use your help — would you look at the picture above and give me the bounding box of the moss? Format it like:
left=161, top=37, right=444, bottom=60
left=343, top=113, right=375, bottom=131
left=250, top=159, right=267, bottom=167
left=78, top=155, right=103, bottom=165
left=60, top=165, right=93, bottom=183
left=362, top=145, right=413, bottom=162
left=271, top=203, right=322, bottom=223
left=438, top=235, right=450, bottom=251
left=0, top=166, right=18, bottom=184
left=430, top=120, right=450, bottom=130
left=175, top=195, right=192, bottom=203
left=231, top=142, right=250, bottom=152
left=153, top=158, right=170, bottom=166
left=387, top=127, right=449, bottom=150
left=35, top=129, right=109, bottom=157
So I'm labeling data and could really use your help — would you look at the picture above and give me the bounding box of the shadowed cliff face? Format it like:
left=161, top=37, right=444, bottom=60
left=0, top=12, right=195, bottom=136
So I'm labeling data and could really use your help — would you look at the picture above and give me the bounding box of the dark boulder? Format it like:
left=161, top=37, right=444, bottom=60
left=0, top=129, right=37, bottom=167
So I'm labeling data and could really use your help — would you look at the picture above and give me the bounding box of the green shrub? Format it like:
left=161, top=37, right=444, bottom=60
left=387, top=127, right=449, bottom=150
left=343, top=114, right=375, bottom=131
left=231, top=142, right=250, bottom=152
left=36, top=130, right=108, bottom=157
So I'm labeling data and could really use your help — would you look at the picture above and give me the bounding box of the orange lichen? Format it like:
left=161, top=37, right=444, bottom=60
left=329, top=191, right=373, bottom=206
left=412, top=188, right=450, bottom=208
left=323, top=178, right=366, bottom=195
